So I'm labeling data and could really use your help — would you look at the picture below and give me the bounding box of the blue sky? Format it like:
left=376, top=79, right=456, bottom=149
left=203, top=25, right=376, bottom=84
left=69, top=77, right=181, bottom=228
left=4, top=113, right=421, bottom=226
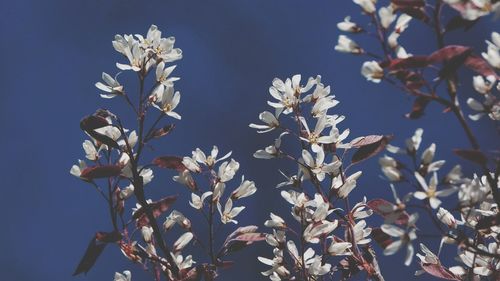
left=0, top=0, right=497, bottom=280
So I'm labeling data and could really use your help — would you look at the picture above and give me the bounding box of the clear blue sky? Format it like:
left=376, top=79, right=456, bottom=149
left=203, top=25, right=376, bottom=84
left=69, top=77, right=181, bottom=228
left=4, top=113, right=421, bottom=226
left=0, top=0, right=497, bottom=280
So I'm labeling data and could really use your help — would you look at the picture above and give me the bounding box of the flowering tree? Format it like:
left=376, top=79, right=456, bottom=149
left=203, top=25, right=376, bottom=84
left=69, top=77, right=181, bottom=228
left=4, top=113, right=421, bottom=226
left=333, top=0, right=500, bottom=280
left=70, top=1, right=500, bottom=280
left=70, top=25, right=263, bottom=281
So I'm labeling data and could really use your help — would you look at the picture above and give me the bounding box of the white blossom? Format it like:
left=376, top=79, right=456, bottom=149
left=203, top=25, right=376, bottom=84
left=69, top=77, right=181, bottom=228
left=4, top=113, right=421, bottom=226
left=335, top=35, right=363, bottom=54
left=414, top=172, right=456, bottom=209
left=217, top=198, right=245, bottom=224
left=361, top=61, right=384, bottom=83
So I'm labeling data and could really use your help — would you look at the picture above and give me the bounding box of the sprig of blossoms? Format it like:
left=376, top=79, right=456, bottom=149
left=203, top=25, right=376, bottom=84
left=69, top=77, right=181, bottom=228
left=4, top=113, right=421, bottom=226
left=71, top=25, right=263, bottom=281
left=251, top=74, right=388, bottom=280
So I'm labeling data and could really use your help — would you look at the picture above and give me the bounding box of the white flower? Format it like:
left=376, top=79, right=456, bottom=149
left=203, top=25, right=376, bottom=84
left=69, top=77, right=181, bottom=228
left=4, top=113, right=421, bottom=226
left=173, top=170, right=197, bottom=191
left=301, top=147, right=340, bottom=181
left=311, top=96, right=339, bottom=118
left=267, top=75, right=318, bottom=115
left=192, top=146, right=232, bottom=168
left=231, top=177, right=257, bottom=199
left=307, top=255, right=331, bottom=276
left=482, top=32, right=500, bottom=69
left=337, top=16, right=362, bottom=32
left=361, top=61, right=384, bottom=83
left=83, top=140, right=99, bottom=161
left=352, top=219, right=372, bottom=245
left=151, top=84, right=181, bottom=119
left=394, top=14, right=412, bottom=34
left=381, top=224, right=417, bottom=266
left=472, top=75, right=497, bottom=94
left=378, top=6, right=396, bottom=29
left=258, top=249, right=290, bottom=280
left=299, top=115, right=348, bottom=152
left=436, top=207, right=458, bottom=228
left=303, top=220, right=338, bottom=243
left=335, top=35, right=363, bottom=54
left=379, top=155, right=402, bottom=181
left=164, top=210, right=191, bottom=230
left=217, top=198, right=245, bottom=224
left=155, top=61, right=179, bottom=87
left=217, top=159, right=240, bottom=182
left=264, top=213, right=286, bottom=228
left=353, top=0, right=376, bottom=14
left=114, top=270, right=132, bottom=281
left=189, top=191, right=212, bottom=209
left=70, top=159, right=87, bottom=178
left=334, top=171, right=363, bottom=198
left=414, top=172, right=456, bottom=209
left=328, top=240, right=352, bottom=256
left=141, top=226, right=154, bottom=243
left=212, top=182, right=226, bottom=201
left=173, top=232, right=193, bottom=252
left=249, top=111, right=280, bottom=133
left=387, top=128, right=423, bottom=154
left=172, top=253, right=195, bottom=270
left=95, top=72, right=123, bottom=98
left=254, top=132, right=287, bottom=159
left=115, top=40, right=145, bottom=72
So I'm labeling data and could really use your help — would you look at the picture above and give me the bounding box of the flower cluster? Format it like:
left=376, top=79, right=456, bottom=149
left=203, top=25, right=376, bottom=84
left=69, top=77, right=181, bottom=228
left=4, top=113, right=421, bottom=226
left=71, top=25, right=262, bottom=281
left=251, top=75, right=388, bottom=280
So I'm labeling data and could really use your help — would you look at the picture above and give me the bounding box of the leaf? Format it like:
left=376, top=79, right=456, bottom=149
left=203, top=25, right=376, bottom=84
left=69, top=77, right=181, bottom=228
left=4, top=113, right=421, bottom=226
left=73, top=236, right=107, bottom=276
left=95, top=231, right=122, bottom=243
left=133, top=196, right=178, bottom=227
left=351, top=135, right=393, bottom=164
left=153, top=156, right=186, bottom=171
left=219, top=227, right=265, bottom=257
left=152, top=124, right=175, bottom=139
left=80, top=165, right=122, bottom=180
left=453, top=149, right=488, bottom=165
left=80, top=115, right=120, bottom=149
left=464, top=55, right=500, bottom=78
left=371, top=228, right=393, bottom=249
left=420, top=263, right=461, bottom=280
left=80, top=115, right=109, bottom=131
left=367, top=199, right=409, bottom=225
left=405, top=96, right=431, bottom=119
left=445, top=16, right=478, bottom=33
left=350, top=135, right=384, bottom=148
left=429, top=45, right=472, bottom=64
left=391, top=0, right=426, bottom=7
left=440, top=50, right=474, bottom=80
left=387, top=56, right=430, bottom=70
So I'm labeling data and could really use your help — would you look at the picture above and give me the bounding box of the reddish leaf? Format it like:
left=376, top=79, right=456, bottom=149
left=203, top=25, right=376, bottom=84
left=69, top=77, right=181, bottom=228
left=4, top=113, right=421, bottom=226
left=80, top=115, right=120, bottom=149
left=152, top=124, right=175, bottom=139
left=95, top=231, right=122, bottom=243
left=80, top=115, right=109, bottom=131
left=153, top=156, right=186, bottom=171
left=391, top=0, right=425, bottom=7
left=80, top=165, right=122, bottom=180
left=428, top=45, right=471, bottom=63
left=437, top=48, right=473, bottom=79
left=465, top=55, right=500, bottom=78
left=406, top=96, right=431, bottom=119
left=453, top=149, right=488, bottom=165
left=367, top=199, right=409, bottom=225
left=73, top=236, right=107, bottom=276
left=371, top=228, right=393, bottom=249
left=420, top=263, right=461, bottom=280
left=350, top=135, right=384, bottom=148
left=133, top=196, right=178, bottom=227
left=387, top=56, right=430, bottom=70
left=219, top=227, right=265, bottom=257
left=351, top=135, right=393, bottom=164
